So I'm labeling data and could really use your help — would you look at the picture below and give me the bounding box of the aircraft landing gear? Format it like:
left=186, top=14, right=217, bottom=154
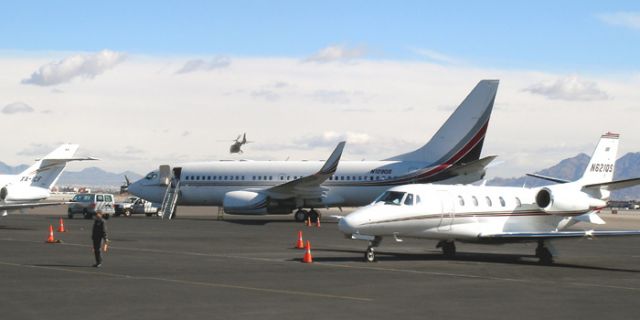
left=309, top=209, right=320, bottom=223
left=294, top=209, right=308, bottom=222
left=364, top=237, right=382, bottom=263
left=535, top=240, right=554, bottom=265
left=436, top=240, right=456, bottom=257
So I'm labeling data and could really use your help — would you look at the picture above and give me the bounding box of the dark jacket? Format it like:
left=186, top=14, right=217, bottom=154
left=92, top=218, right=108, bottom=240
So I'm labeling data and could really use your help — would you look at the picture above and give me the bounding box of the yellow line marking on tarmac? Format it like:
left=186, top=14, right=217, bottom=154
left=3, top=238, right=640, bottom=292
left=0, top=260, right=371, bottom=302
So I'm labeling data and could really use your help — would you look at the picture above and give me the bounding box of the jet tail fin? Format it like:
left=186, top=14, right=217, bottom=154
left=17, top=144, right=97, bottom=190
left=385, top=80, right=499, bottom=165
left=577, top=132, right=619, bottom=186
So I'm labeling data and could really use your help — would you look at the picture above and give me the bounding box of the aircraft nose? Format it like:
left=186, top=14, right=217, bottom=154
left=338, top=215, right=356, bottom=234
left=127, top=180, right=141, bottom=197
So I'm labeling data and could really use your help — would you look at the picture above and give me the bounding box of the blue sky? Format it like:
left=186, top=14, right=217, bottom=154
left=2, top=1, right=640, bottom=177
left=2, top=1, right=639, bottom=71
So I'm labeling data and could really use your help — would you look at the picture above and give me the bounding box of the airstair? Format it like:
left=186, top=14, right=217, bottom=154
left=160, top=179, right=180, bottom=219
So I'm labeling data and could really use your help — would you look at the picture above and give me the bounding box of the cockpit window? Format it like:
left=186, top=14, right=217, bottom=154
left=145, top=172, right=158, bottom=180
left=404, top=193, right=414, bottom=206
left=374, top=191, right=407, bottom=206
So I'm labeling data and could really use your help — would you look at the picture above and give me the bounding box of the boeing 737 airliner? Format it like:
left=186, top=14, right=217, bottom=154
left=128, top=80, right=499, bottom=221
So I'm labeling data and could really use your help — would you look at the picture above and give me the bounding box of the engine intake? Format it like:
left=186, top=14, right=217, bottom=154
left=535, top=187, right=606, bottom=214
left=222, top=191, right=294, bottom=215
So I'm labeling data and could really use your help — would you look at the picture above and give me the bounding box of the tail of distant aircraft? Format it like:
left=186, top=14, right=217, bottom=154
left=16, top=144, right=97, bottom=190
left=576, top=132, right=619, bottom=186
left=386, top=80, right=499, bottom=166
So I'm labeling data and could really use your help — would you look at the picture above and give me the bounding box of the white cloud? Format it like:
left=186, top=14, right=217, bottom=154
left=311, top=90, right=351, bottom=104
left=414, top=48, right=461, bottom=64
left=17, top=143, right=58, bottom=156
left=2, top=53, right=640, bottom=177
left=251, top=89, right=280, bottom=102
left=523, top=76, right=609, bottom=101
left=597, top=12, right=640, bottom=30
left=304, top=45, right=367, bottom=63
left=21, top=50, right=126, bottom=86
left=2, top=102, right=34, bottom=114
left=175, top=56, right=231, bottom=74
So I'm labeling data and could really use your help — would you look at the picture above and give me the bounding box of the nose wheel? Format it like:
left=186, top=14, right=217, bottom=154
left=363, top=237, right=382, bottom=263
left=365, top=246, right=376, bottom=262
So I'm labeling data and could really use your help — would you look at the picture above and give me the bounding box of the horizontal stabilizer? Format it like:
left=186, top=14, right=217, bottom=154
left=526, top=173, right=570, bottom=184
left=583, top=177, right=640, bottom=191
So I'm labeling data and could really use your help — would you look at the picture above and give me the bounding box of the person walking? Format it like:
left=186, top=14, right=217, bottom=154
left=91, top=210, right=109, bottom=267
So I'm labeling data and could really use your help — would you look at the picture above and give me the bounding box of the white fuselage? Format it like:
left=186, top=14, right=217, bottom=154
left=0, top=174, right=51, bottom=204
left=338, top=184, right=594, bottom=242
left=129, top=160, right=485, bottom=209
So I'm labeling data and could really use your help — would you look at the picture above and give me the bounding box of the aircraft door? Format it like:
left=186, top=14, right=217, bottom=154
left=437, top=190, right=454, bottom=231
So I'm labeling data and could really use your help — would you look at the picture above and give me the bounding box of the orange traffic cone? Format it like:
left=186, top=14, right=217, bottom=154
left=295, top=231, right=304, bottom=249
left=306, top=217, right=311, bottom=227
left=302, top=240, right=313, bottom=263
left=58, top=218, right=66, bottom=233
left=45, top=225, right=60, bottom=243
left=316, top=217, right=321, bottom=228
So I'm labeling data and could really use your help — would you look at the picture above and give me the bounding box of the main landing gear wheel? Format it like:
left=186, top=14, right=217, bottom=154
left=365, top=246, right=376, bottom=263
left=294, top=209, right=308, bottom=222
left=535, top=241, right=554, bottom=265
left=437, top=240, right=456, bottom=257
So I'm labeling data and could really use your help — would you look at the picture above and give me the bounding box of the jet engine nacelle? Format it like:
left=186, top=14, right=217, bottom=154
left=0, top=185, right=50, bottom=202
left=535, top=187, right=606, bottom=214
left=222, top=191, right=296, bottom=215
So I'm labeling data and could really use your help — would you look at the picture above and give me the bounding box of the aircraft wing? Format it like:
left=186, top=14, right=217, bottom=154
left=0, top=201, right=68, bottom=214
left=480, top=230, right=640, bottom=241
left=265, top=141, right=346, bottom=199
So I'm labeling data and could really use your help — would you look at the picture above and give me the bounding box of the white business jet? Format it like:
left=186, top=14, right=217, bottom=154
left=128, top=80, right=499, bottom=221
left=339, top=132, right=640, bottom=264
left=0, top=144, right=96, bottom=216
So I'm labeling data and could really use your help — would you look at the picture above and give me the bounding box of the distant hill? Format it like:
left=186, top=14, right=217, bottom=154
left=488, top=152, right=640, bottom=200
left=57, top=167, right=143, bottom=188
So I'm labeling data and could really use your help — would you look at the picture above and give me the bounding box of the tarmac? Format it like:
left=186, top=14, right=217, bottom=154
left=1, top=207, right=639, bottom=320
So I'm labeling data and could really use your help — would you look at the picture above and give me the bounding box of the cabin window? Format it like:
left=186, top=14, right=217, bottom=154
left=499, top=196, right=506, bottom=207
left=515, top=197, right=522, bottom=207
left=346, top=176, right=351, bottom=181
left=213, top=176, right=217, bottom=180
left=472, top=196, right=479, bottom=206
left=458, top=195, right=465, bottom=206
left=352, top=176, right=356, bottom=181
left=370, top=176, right=374, bottom=181
left=196, top=176, right=200, bottom=180
left=404, top=193, right=414, bottom=206
left=269, top=176, right=273, bottom=180
left=287, top=176, right=291, bottom=180
left=242, top=176, right=245, bottom=180
left=416, top=195, right=422, bottom=204
left=486, top=196, right=492, bottom=207
left=236, top=176, right=240, bottom=180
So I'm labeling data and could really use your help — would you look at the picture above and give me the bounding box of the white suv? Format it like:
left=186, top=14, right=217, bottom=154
left=68, top=193, right=116, bottom=219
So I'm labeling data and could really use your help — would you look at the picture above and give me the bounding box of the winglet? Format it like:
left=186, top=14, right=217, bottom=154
left=319, top=141, right=346, bottom=175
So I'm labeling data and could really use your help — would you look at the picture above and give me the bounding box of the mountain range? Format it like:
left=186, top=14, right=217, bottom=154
left=0, top=153, right=638, bottom=199
left=487, top=152, right=640, bottom=200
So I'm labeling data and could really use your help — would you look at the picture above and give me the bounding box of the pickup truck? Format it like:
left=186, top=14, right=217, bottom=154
left=115, top=197, right=160, bottom=217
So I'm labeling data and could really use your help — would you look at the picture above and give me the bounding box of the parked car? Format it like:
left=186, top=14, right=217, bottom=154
left=114, top=196, right=139, bottom=216
left=68, top=193, right=115, bottom=219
